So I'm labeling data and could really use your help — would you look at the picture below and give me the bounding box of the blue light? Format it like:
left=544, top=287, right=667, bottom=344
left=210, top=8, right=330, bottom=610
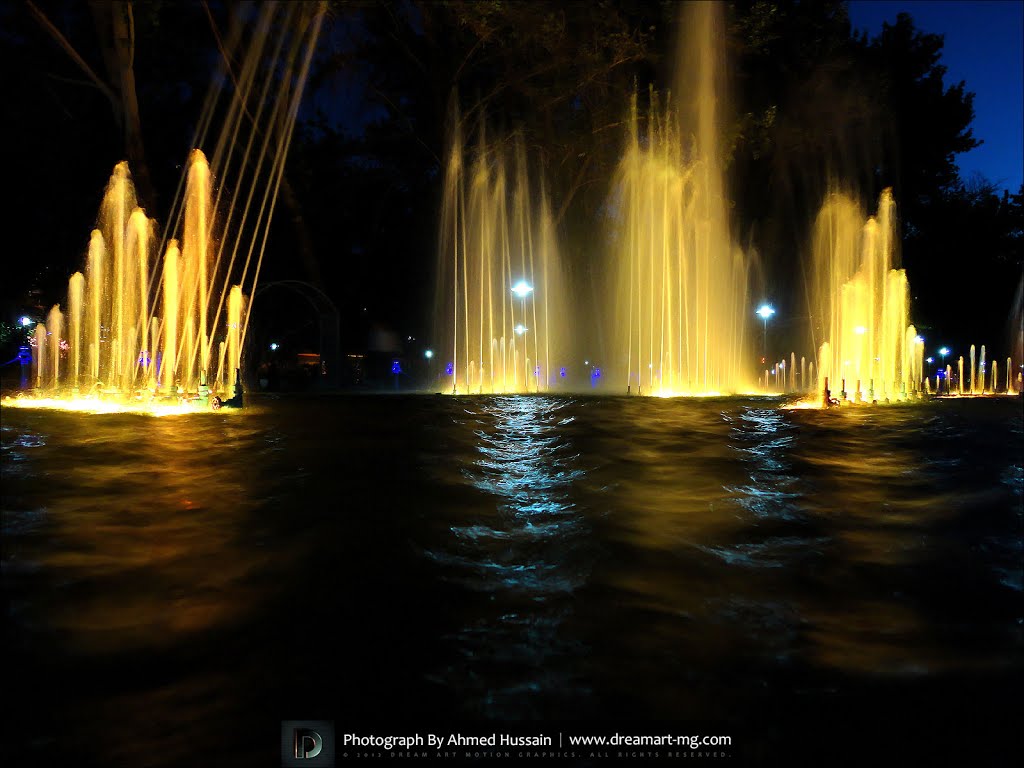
left=445, top=362, right=454, bottom=376
left=559, top=367, right=567, bottom=378
left=534, top=366, right=540, bottom=376
left=391, top=360, right=402, bottom=375
left=756, top=304, right=776, bottom=320
left=138, top=351, right=151, bottom=366
left=511, top=280, right=534, bottom=298
left=592, top=367, right=601, bottom=379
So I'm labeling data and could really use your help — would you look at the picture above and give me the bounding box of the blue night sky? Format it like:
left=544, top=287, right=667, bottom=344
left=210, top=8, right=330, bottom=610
left=848, top=0, right=1024, bottom=193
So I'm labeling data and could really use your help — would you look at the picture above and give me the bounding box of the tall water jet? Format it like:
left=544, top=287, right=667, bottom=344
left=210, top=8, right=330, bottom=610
left=162, top=241, right=181, bottom=392
left=68, top=272, right=85, bottom=389
left=47, top=306, right=63, bottom=389
left=969, top=344, right=976, bottom=394
left=809, top=188, right=916, bottom=401
left=86, top=230, right=104, bottom=386
left=182, top=150, right=213, bottom=388
left=227, top=285, right=244, bottom=389
left=606, top=3, right=751, bottom=395
left=435, top=107, right=568, bottom=394
left=33, top=324, right=46, bottom=388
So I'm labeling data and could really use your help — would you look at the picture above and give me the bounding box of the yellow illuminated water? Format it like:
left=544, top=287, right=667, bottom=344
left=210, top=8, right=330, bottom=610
left=808, top=189, right=922, bottom=403
left=20, top=152, right=245, bottom=409
left=436, top=113, right=569, bottom=394
left=607, top=3, right=752, bottom=396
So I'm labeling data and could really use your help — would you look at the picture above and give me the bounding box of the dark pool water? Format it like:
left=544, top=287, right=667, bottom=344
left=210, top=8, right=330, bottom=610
left=2, top=394, right=1022, bottom=765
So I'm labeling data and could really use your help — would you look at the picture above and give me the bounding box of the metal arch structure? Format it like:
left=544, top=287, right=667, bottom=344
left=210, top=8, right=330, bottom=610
left=252, top=280, right=340, bottom=387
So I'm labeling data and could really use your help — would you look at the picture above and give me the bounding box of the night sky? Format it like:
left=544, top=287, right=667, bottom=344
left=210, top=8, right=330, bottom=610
left=848, top=0, right=1024, bottom=192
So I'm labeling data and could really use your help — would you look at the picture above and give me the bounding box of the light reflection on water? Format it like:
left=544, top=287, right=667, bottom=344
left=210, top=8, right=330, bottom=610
left=2, top=394, right=1021, bottom=764
left=423, top=396, right=591, bottom=716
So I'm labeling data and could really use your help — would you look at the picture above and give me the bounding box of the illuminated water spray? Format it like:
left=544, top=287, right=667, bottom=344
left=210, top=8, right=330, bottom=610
left=436, top=110, right=569, bottom=394
left=607, top=2, right=751, bottom=396
left=809, top=189, right=922, bottom=401
left=9, top=2, right=327, bottom=414
left=29, top=153, right=245, bottom=399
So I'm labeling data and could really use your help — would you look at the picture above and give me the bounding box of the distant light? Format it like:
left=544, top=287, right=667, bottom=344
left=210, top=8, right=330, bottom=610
left=514, top=324, right=528, bottom=335
left=939, top=347, right=950, bottom=357
left=19, top=316, right=31, bottom=327
left=269, top=342, right=279, bottom=351
left=592, top=367, right=601, bottom=379
left=584, top=360, right=589, bottom=365
left=854, top=325, right=867, bottom=335
left=756, top=304, right=775, bottom=319
left=511, top=281, right=534, bottom=298
left=424, top=349, right=434, bottom=359
left=559, top=367, right=567, bottom=378
left=926, top=357, right=934, bottom=364
left=445, top=362, right=454, bottom=376
left=534, top=366, right=541, bottom=376
left=914, top=335, right=924, bottom=345
left=391, top=360, right=402, bottom=375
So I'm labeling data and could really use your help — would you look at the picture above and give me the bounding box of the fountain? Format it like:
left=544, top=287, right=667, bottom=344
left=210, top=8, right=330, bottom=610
left=16, top=153, right=244, bottom=412
left=435, top=110, right=569, bottom=394
left=4, top=2, right=327, bottom=415
left=605, top=2, right=751, bottom=396
left=807, top=188, right=924, bottom=404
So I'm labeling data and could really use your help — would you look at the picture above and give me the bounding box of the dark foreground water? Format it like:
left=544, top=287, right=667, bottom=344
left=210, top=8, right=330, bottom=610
left=2, top=394, right=1022, bottom=766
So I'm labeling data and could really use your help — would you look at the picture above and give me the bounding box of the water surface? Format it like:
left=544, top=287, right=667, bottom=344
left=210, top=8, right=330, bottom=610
left=3, top=395, right=1021, bottom=764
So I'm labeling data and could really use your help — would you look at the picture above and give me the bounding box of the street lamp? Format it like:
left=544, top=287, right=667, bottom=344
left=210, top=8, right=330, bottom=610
left=939, top=347, right=950, bottom=359
left=511, top=281, right=533, bottom=298
left=756, top=304, right=775, bottom=359
left=512, top=281, right=534, bottom=389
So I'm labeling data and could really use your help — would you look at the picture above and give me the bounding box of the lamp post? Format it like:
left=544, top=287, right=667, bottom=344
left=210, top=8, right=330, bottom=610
left=756, top=304, right=775, bottom=360
left=512, top=281, right=533, bottom=390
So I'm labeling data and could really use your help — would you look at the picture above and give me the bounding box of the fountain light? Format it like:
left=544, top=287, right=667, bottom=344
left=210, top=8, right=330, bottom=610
left=926, top=357, right=934, bottom=364
left=914, top=335, right=924, bottom=344
left=269, top=342, right=279, bottom=351
left=854, top=325, right=867, bottom=335
left=511, top=280, right=534, bottom=298
left=515, top=324, right=528, bottom=335
left=424, top=349, right=434, bottom=359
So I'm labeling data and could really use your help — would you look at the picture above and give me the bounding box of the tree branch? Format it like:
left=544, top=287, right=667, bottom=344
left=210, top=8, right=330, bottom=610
left=25, top=0, right=119, bottom=112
